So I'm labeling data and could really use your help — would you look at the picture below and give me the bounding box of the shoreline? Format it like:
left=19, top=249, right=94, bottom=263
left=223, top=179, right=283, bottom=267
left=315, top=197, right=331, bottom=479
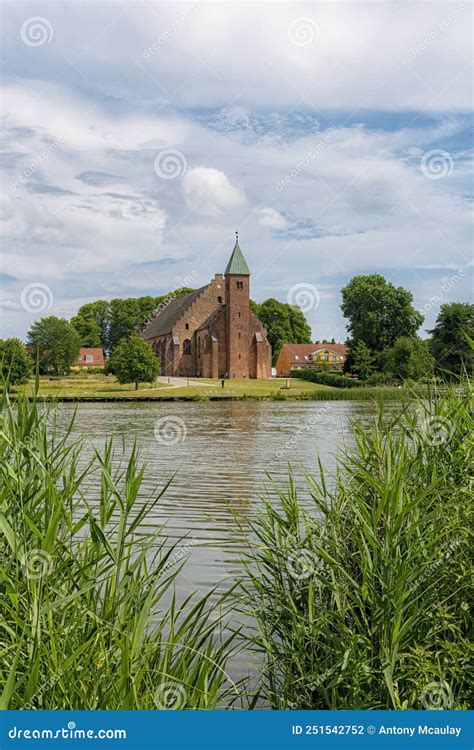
left=15, top=389, right=418, bottom=403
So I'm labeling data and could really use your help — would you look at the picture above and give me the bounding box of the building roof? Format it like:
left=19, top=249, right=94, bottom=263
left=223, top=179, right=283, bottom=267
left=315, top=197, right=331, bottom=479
left=196, top=305, right=225, bottom=332
left=77, top=347, right=105, bottom=365
left=142, top=287, right=207, bottom=339
left=224, top=240, right=250, bottom=275
left=278, top=342, right=348, bottom=365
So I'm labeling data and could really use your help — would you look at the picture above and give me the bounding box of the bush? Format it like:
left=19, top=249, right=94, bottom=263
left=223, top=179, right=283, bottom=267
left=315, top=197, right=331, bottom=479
left=0, top=388, right=241, bottom=709
left=0, top=338, right=32, bottom=386
left=241, top=383, right=472, bottom=709
left=293, top=369, right=363, bottom=388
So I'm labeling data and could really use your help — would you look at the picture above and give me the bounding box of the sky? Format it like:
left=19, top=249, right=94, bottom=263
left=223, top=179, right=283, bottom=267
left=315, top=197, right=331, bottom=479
left=1, top=0, right=473, bottom=343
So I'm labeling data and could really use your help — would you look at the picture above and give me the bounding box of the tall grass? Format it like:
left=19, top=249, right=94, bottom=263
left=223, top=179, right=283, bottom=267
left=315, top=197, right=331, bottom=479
left=0, top=388, right=240, bottom=710
left=240, top=384, right=472, bottom=709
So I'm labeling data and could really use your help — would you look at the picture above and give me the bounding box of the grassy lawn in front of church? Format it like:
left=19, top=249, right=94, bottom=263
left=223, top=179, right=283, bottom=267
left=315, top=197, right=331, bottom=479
left=12, top=375, right=414, bottom=401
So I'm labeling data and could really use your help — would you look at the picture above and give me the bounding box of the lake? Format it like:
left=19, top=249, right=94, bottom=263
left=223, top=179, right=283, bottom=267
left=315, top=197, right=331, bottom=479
left=55, top=399, right=393, bottom=687
left=55, top=399, right=390, bottom=590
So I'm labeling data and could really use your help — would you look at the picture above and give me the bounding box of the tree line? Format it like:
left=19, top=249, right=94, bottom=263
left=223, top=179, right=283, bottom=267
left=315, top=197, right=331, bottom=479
left=0, top=275, right=472, bottom=385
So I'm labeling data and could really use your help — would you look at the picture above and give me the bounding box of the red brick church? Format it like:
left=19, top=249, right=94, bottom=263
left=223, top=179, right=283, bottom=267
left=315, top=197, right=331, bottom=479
left=142, top=236, right=272, bottom=379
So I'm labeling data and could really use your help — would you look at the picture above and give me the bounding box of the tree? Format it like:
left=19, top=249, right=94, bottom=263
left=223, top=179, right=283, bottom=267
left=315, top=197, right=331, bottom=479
left=429, top=302, right=474, bottom=377
left=382, top=336, right=434, bottom=381
left=70, top=314, right=101, bottom=347
left=341, top=275, right=423, bottom=357
left=107, top=335, right=160, bottom=390
left=27, top=317, right=81, bottom=375
left=74, top=301, right=110, bottom=351
left=0, top=338, right=32, bottom=385
left=253, top=298, right=312, bottom=361
left=351, top=340, right=375, bottom=380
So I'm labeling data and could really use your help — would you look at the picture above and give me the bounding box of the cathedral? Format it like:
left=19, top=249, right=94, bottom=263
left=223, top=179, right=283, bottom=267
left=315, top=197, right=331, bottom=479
left=142, top=237, right=272, bottom=379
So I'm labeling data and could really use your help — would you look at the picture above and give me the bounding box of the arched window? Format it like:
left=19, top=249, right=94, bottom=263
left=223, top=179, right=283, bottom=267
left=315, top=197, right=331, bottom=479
left=183, top=339, right=191, bottom=354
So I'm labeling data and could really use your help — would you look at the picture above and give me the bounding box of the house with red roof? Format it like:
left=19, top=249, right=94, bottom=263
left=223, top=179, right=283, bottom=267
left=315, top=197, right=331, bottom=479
left=275, top=342, right=348, bottom=377
left=76, top=348, right=105, bottom=369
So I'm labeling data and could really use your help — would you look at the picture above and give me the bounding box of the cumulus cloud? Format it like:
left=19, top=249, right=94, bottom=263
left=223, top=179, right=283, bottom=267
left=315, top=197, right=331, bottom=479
left=183, top=167, right=246, bottom=216
left=258, top=208, right=289, bottom=230
left=0, top=1, right=471, bottom=340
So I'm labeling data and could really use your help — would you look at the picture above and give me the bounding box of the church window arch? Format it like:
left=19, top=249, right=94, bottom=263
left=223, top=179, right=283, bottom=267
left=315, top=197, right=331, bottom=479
left=183, top=339, right=191, bottom=355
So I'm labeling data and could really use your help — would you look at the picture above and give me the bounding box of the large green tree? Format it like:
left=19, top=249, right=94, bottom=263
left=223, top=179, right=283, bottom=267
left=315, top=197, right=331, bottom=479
left=429, top=302, right=474, bottom=377
left=27, top=317, right=81, bottom=375
left=0, top=338, right=32, bottom=385
left=341, top=275, right=423, bottom=357
left=382, top=336, right=434, bottom=381
left=107, top=335, right=160, bottom=390
left=74, top=289, right=195, bottom=353
left=73, top=300, right=110, bottom=350
left=252, top=298, right=312, bottom=360
left=70, top=313, right=101, bottom=347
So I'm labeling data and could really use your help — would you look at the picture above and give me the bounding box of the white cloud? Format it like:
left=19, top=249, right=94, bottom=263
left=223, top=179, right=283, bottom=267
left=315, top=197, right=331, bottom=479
left=0, top=2, right=471, bottom=341
left=183, top=167, right=246, bottom=216
left=258, top=208, right=289, bottom=230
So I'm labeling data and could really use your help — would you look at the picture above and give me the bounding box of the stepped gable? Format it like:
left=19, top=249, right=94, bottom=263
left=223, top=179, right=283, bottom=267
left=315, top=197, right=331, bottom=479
left=142, top=286, right=208, bottom=338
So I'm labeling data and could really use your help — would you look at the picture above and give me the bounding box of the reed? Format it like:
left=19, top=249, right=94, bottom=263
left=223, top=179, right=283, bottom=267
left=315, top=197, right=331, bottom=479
left=0, top=386, right=241, bottom=710
left=240, top=383, right=473, bottom=709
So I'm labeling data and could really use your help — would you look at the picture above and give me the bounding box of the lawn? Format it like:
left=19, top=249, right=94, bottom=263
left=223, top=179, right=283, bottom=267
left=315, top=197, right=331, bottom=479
left=10, top=375, right=415, bottom=401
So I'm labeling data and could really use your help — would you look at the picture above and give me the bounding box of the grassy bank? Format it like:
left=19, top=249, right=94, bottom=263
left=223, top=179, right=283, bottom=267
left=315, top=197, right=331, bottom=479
left=240, top=383, right=473, bottom=709
left=10, top=375, right=422, bottom=401
left=0, top=388, right=240, bottom=710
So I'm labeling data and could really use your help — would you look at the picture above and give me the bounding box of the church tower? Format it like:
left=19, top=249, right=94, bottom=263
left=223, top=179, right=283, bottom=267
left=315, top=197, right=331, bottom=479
left=225, top=233, right=251, bottom=378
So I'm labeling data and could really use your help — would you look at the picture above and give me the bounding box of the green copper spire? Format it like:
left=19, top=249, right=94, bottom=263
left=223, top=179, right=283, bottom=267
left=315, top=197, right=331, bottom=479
left=224, top=231, right=250, bottom=275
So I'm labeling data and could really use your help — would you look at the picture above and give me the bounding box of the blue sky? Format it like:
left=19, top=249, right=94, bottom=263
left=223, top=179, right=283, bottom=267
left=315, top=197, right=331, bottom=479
left=1, top=1, right=472, bottom=342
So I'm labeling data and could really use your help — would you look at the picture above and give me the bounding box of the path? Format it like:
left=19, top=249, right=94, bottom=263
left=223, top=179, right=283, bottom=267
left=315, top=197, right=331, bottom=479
left=156, top=376, right=215, bottom=388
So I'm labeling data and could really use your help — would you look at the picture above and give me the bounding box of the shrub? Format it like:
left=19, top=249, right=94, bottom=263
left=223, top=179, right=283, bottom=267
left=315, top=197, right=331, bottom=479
left=0, top=338, right=32, bottom=385
left=240, top=383, right=472, bottom=709
left=293, top=369, right=363, bottom=388
left=0, top=388, right=241, bottom=709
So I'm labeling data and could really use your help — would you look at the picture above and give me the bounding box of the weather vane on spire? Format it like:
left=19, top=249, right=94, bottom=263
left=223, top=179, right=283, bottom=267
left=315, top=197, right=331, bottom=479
left=235, top=230, right=239, bottom=243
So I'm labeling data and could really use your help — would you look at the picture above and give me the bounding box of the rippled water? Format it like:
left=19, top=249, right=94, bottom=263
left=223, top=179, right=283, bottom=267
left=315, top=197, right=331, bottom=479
left=57, top=399, right=388, bottom=686
left=58, top=400, right=384, bottom=591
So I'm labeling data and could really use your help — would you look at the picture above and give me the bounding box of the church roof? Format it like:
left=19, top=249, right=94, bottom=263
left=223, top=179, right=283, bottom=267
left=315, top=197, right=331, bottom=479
left=196, top=305, right=225, bottom=332
left=142, top=286, right=207, bottom=339
left=225, top=240, right=250, bottom=275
